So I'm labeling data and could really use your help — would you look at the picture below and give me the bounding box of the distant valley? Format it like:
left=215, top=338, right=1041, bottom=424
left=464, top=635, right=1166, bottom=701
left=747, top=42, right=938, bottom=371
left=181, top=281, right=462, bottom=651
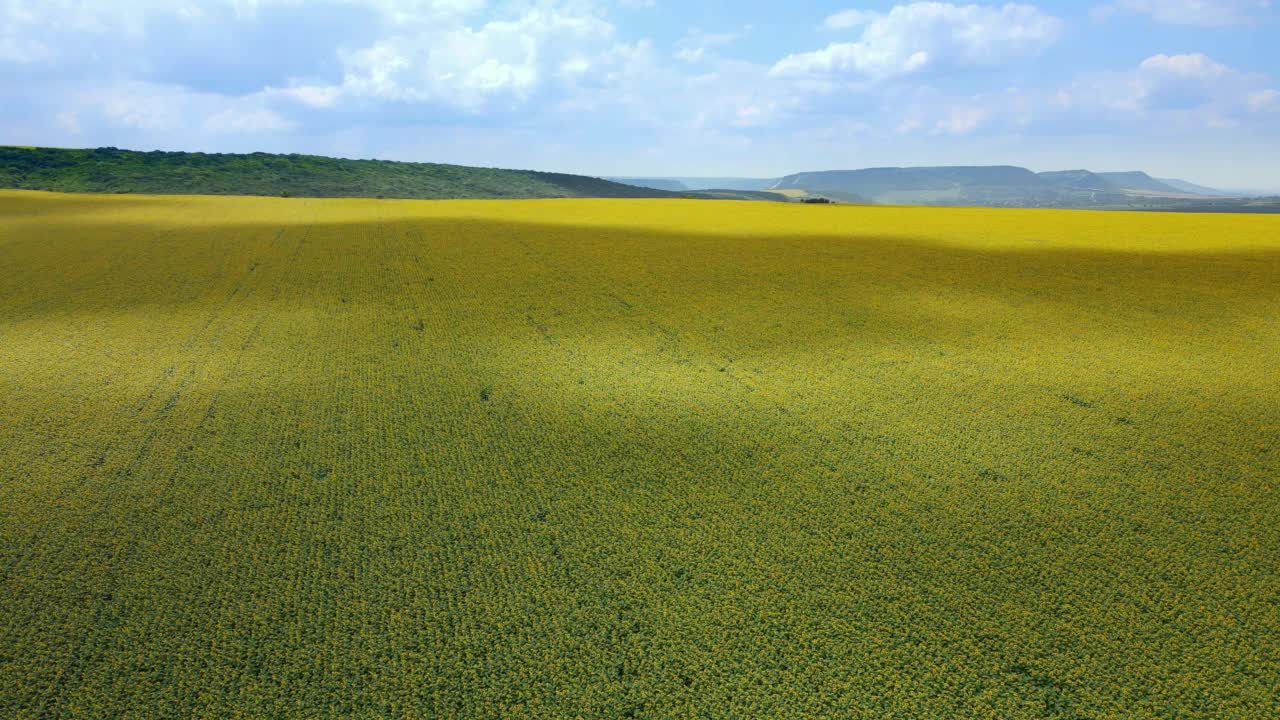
left=611, top=167, right=1279, bottom=211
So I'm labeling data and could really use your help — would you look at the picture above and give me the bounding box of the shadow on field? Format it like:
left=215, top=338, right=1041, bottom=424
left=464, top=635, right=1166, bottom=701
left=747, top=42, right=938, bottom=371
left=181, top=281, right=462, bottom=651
left=2, top=196, right=1278, bottom=718
left=2, top=210, right=1277, bottom=347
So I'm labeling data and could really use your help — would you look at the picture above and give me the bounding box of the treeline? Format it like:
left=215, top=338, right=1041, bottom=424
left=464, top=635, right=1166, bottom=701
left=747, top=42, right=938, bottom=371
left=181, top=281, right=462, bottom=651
left=0, top=146, right=679, bottom=200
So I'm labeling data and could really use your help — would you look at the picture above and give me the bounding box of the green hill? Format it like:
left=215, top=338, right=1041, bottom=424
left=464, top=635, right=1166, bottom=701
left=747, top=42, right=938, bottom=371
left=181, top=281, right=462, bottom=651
left=765, top=165, right=1260, bottom=209
left=1037, top=169, right=1114, bottom=192
left=772, top=166, right=1056, bottom=206
left=1156, top=177, right=1235, bottom=197
left=0, top=146, right=680, bottom=200
left=1094, top=171, right=1181, bottom=195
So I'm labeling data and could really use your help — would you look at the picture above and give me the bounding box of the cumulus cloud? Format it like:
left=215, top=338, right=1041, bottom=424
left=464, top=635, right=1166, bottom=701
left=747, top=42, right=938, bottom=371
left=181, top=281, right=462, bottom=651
left=50, top=80, right=301, bottom=142
left=55, top=111, right=81, bottom=134
left=0, top=0, right=650, bottom=124
left=822, top=9, right=876, bottom=30
left=882, top=85, right=1037, bottom=138
left=265, top=84, right=344, bottom=109
left=1137, top=53, right=1232, bottom=109
left=675, top=29, right=744, bottom=63
left=772, top=2, right=1062, bottom=81
left=97, top=88, right=185, bottom=131
left=1, top=0, right=1277, bottom=179
left=1101, top=0, right=1273, bottom=26
left=334, top=7, right=619, bottom=109
left=1247, top=89, right=1280, bottom=111
left=1054, top=53, right=1276, bottom=128
left=204, top=108, right=295, bottom=133
left=933, top=105, right=992, bottom=135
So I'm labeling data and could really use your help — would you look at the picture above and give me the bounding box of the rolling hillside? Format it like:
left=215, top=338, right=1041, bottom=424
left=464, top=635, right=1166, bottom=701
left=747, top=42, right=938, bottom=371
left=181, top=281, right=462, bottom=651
left=0, top=146, right=680, bottom=200
left=1157, top=177, right=1235, bottom=197
left=767, top=165, right=1257, bottom=209
left=1037, top=170, right=1114, bottom=192
left=1095, top=171, right=1182, bottom=194
left=3, top=148, right=1258, bottom=209
left=772, top=166, right=1058, bottom=206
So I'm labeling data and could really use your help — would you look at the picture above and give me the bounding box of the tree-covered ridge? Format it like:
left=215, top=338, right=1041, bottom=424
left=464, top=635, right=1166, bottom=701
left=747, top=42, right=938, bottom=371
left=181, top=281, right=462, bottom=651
left=0, top=146, right=679, bottom=200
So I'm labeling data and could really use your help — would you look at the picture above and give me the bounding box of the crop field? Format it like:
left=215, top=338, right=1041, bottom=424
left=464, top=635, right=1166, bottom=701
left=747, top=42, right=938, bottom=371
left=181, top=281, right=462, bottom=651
left=1, top=190, right=1277, bottom=718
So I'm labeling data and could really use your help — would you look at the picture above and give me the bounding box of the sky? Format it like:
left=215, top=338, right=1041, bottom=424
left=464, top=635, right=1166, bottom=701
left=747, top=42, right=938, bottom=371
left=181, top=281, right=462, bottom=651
left=2, top=1, right=1277, bottom=187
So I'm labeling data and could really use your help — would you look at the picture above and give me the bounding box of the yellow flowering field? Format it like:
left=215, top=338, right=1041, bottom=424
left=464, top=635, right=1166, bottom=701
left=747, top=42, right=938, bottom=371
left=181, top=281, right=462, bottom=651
left=1, top=190, right=1277, bottom=718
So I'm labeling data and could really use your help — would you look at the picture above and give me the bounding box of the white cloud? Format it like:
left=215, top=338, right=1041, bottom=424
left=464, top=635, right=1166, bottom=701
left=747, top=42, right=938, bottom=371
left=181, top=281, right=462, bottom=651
left=0, top=1, right=491, bottom=67
left=675, top=29, right=743, bottom=63
left=230, top=0, right=487, bottom=23
left=56, top=80, right=299, bottom=139
left=1053, top=53, right=1275, bottom=128
left=1248, top=89, right=1280, bottom=111
left=881, top=85, right=1035, bottom=138
left=267, top=84, right=343, bottom=109
left=204, top=108, right=294, bottom=133
left=1, top=0, right=1277, bottom=183
left=0, top=36, right=50, bottom=64
left=55, top=111, right=81, bottom=134
left=98, top=90, right=184, bottom=131
left=674, top=47, right=705, bottom=63
left=0, top=1, right=638, bottom=115
left=771, top=3, right=1062, bottom=81
left=823, top=9, right=876, bottom=30
left=934, top=105, right=991, bottom=135
left=329, top=5, right=626, bottom=110
left=1140, top=52, right=1230, bottom=79
left=1126, top=53, right=1232, bottom=110
left=1105, top=0, right=1273, bottom=26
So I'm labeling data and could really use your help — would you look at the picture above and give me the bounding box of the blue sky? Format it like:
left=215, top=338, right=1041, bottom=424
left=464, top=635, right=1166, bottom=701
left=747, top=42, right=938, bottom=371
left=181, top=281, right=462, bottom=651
left=2, top=1, right=1277, bottom=186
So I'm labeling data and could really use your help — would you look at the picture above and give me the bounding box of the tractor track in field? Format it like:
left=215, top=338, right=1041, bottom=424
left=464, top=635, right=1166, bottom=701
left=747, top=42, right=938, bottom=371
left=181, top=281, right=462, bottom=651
left=19, top=207, right=320, bottom=720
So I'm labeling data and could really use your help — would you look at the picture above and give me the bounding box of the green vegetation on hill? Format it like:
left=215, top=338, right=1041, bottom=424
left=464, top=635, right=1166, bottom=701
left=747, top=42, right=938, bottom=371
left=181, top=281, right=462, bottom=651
left=1036, top=170, right=1114, bottom=192
left=3, top=148, right=1263, bottom=209
left=0, top=147, right=793, bottom=202
left=1094, top=171, right=1181, bottom=194
left=0, top=146, right=679, bottom=200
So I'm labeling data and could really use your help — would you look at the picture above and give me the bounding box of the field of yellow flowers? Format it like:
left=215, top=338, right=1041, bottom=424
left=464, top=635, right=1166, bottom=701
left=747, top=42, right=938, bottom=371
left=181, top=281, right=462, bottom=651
left=1, top=190, right=1277, bottom=718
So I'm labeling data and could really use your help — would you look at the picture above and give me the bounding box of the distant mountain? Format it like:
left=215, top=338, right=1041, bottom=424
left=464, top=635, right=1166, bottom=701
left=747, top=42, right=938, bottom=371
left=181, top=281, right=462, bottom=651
left=606, top=177, right=689, bottom=192
left=1038, top=170, right=1113, bottom=192
left=1156, top=178, right=1235, bottom=197
left=764, top=165, right=1247, bottom=208
left=1094, top=172, right=1181, bottom=195
left=664, top=177, right=779, bottom=191
left=0, top=146, right=683, bottom=200
left=771, top=166, right=1059, bottom=206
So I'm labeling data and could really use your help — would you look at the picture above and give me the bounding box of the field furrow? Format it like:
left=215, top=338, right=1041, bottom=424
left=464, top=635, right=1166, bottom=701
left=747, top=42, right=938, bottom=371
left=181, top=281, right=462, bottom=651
left=0, top=191, right=1277, bottom=719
